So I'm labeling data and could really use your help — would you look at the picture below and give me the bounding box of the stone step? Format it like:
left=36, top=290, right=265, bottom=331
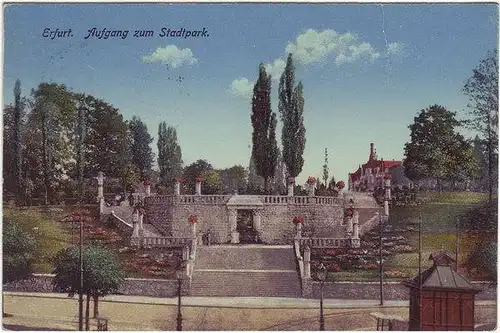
left=190, top=271, right=301, bottom=297
left=195, top=246, right=297, bottom=270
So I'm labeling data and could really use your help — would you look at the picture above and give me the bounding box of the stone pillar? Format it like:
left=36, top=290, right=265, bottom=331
left=253, top=210, right=261, bottom=232
left=131, top=212, right=140, bottom=246
left=307, top=184, right=315, bottom=197
left=145, top=184, right=151, bottom=197
left=195, top=180, right=202, bottom=196
left=97, top=172, right=105, bottom=214
left=287, top=178, right=294, bottom=197
left=346, top=216, right=353, bottom=236
left=229, top=209, right=239, bottom=243
left=174, top=180, right=181, bottom=196
left=296, top=222, right=302, bottom=238
left=190, top=220, right=197, bottom=238
left=139, top=212, right=144, bottom=232
left=352, top=211, right=360, bottom=248
left=384, top=177, right=391, bottom=217
left=304, top=246, right=311, bottom=279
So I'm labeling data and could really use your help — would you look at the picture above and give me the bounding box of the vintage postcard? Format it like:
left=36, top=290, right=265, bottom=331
left=2, top=2, right=498, bottom=331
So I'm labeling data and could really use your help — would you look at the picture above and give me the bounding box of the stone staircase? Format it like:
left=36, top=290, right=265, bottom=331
left=190, top=246, right=301, bottom=297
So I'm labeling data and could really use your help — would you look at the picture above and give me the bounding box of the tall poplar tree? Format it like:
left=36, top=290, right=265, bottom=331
left=251, top=63, right=278, bottom=192
left=463, top=49, right=498, bottom=203
left=278, top=53, right=306, bottom=179
left=157, top=122, right=183, bottom=186
left=129, top=116, right=154, bottom=179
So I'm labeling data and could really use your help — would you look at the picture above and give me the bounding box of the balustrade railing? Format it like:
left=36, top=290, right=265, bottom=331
left=297, top=237, right=350, bottom=248
left=145, top=194, right=342, bottom=206
left=141, top=236, right=195, bottom=247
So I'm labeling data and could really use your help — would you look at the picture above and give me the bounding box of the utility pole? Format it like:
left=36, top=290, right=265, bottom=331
left=79, top=214, right=84, bottom=331
left=418, top=214, right=422, bottom=331
left=455, top=217, right=459, bottom=272
left=379, top=214, right=384, bottom=306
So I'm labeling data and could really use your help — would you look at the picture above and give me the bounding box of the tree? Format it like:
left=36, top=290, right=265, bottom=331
left=182, top=159, right=212, bottom=193
left=322, top=148, right=329, bottom=187
left=278, top=53, right=306, bottom=179
left=157, top=122, right=183, bottom=187
left=403, top=105, right=477, bottom=190
left=219, top=165, right=248, bottom=194
left=3, top=104, right=17, bottom=197
left=53, top=245, right=125, bottom=326
left=84, top=96, right=130, bottom=180
left=463, top=49, right=498, bottom=203
left=3, top=221, right=36, bottom=284
left=251, top=64, right=279, bottom=192
left=271, top=149, right=287, bottom=194
left=203, top=169, right=223, bottom=194
left=129, top=116, right=154, bottom=179
left=247, top=153, right=264, bottom=193
left=25, top=83, right=77, bottom=203
left=13, top=80, right=24, bottom=205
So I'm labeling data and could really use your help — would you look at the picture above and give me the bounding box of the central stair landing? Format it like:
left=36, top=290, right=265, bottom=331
left=190, top=245, right=301, bottom=297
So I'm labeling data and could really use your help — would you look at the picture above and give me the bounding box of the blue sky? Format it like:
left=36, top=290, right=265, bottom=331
left=3, top=3, right=498, bottom=184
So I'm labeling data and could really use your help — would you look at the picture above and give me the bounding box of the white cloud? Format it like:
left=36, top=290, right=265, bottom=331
left=229, top=77, right=254, bottom=99
left=142, top=45, right=197, bottom=68
left=264, top=58, right=286, bottom=81
left=387, top=42, right=406, bottom=59
left=285, top=29, right=380, bottom=66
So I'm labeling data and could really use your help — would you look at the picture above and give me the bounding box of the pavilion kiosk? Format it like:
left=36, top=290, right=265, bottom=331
left=403, top=252, right=481, bottom=331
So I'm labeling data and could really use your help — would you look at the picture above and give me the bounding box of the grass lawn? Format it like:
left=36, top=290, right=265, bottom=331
left=3, top=207, right=73, bottom=273
left=327, top=192, right=492, bottom=281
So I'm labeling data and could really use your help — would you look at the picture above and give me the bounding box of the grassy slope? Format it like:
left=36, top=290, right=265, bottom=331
left=329, top=192, right=489, bottom=281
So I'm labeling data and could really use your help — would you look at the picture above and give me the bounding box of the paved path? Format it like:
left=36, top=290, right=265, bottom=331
left=3, top=292, right=496, bottom=331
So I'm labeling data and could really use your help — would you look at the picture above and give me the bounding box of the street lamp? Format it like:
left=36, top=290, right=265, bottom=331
left=72, top=212, right=85, bottom=331
left=176, top=261, right=185, bottom=331
left=316, top=262, right=327, bottom=331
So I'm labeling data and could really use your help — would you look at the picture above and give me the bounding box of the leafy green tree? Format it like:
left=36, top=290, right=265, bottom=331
left=129, top=116, right=154, bottom=179
left=120, top=163, right=141, bottom=192
left=182, top=159, right=212, bottom=193
left=204, top=169, right=223, bottom=194
left=251, top=64, right=279, bottom=192
left=270, top=149, right=287, bottom=194
left=278, top=53, right=306, bottom=179
left=3, top=221, right=36, bottom=284
left=25, top=83, right=77, bottom=203
left=247, top=153, right=264, bottom=193
left=403, top=105, right=476, bottom=191
left=12, top=80, right=25, bottom=205
left=322, top=148, right=329, bottom=187
left=219, top=165, right=248, bottom=194
left=84, top=96, right=131, bottom=179
left=53, top=245, right=125, bottom=326
left=157, top=122, right=183, bottom=187
left=463, top=49, right=498, bottom=203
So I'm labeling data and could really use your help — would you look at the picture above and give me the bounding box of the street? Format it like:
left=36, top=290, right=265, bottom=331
left=2, top=292, right=497, bottom=331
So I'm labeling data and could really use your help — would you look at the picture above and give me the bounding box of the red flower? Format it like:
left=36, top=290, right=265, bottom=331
left=336, top=181, right=345, bottom=189
left=173, top=177, right=184, bottom=183
left=293, top=217, right=304, bottom=224
left=195, top=177, right=203, bottom=183
left=307, top=176, right=316, bottom=185
left=143, top=179, right=152, bottom=186
left=345, top=207, right=355, bottom=217
left=189, top=215, right=198, bottom=224
left=288, top=177, right=295, bottom=184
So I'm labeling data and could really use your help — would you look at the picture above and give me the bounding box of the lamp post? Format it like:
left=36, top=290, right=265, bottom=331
left=72, top=212, right=85, bottom=331
left=316, top=262, right=327, bottom=331
left=379, top=213, right=384, bottom=306
left=176, top=262, right=184, bottom=331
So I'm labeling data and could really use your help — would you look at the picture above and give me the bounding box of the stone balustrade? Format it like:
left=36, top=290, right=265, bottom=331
left=297, top=237, right=350, bottom=248
left=141, top=236, right=195, bottom=247
left=261, top=195, right=343, bottom=206
left=145, top=194, right=343, bottom=207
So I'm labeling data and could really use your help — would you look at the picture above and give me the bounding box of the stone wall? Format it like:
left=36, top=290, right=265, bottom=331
left=4, top=274, right=190, bottom=297
left=144, top=194, right=378, bottom=245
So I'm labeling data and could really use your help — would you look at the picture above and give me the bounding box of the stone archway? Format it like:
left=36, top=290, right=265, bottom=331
left=226, top=195, right=263, bottom=244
